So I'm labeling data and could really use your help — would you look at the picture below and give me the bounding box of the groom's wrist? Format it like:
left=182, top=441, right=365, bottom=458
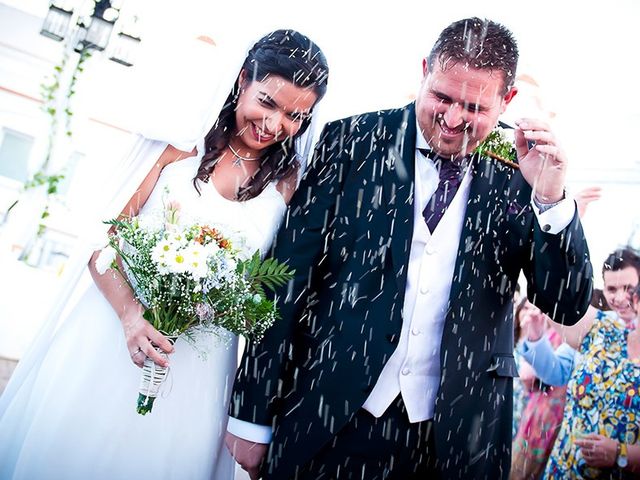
left=227, top=416, right=272, bottom=444
left=533, top=189, right=566, bottom=211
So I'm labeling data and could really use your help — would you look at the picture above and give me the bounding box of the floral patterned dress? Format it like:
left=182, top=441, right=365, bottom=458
left=512, top=330, right=567, bottom=480
left=545, top=311, right=640, bottom=479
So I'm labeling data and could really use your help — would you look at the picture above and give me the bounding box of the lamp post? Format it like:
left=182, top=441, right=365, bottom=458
left=40, top=0, right=141, bottom=66
left=37, top=0, right=144, bottom=176
left=13, top=0, right=143, bottom=266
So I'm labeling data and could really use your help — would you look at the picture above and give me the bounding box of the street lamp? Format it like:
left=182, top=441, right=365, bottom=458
left=20, top=0, right=144, bottom=266
left=40, top=4, right=73, bottom=42
left=40, top=0, right=141, bottom=66
left=109, top=31, right=141, bottom=67
left=78, top=0, right=117, bottom=51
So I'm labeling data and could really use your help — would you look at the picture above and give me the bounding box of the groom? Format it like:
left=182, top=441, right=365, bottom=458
left=226, top=17, right=593, bottom=479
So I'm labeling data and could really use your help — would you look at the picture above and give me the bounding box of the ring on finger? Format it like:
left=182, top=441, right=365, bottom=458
left=130, top=347, right=143, bottom=358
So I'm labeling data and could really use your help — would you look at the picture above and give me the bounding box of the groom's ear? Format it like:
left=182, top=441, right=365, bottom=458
left=500, top=86, right=518, bottom=113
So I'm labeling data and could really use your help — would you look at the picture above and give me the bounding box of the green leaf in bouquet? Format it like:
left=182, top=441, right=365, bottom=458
left=103, top=217, right=131, bottom=230
left=240, top=251, right=295, bottom=294
left=242, top=298, right=278, bottom=341
left=239, top=251, right=262, bottom=277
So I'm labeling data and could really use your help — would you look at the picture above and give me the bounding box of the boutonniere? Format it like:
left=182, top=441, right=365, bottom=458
left=475, top=125, right=519, bottom=169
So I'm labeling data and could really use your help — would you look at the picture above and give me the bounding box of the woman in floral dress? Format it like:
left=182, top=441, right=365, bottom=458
left=545, top=297, right=640, bottom=477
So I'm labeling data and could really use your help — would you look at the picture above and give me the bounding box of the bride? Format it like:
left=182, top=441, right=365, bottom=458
left=0, top=29, right=329, bottom=480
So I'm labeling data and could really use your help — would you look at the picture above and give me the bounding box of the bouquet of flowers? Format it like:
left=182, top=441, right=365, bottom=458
left=95, top=198, right=294, bottom=415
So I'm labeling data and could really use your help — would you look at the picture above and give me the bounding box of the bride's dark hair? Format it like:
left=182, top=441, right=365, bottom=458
left=193, top=29, right=329, bottom=200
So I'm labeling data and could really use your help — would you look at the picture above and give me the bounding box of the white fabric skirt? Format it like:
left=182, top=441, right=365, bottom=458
left=0, top=282, right=237, bottom=480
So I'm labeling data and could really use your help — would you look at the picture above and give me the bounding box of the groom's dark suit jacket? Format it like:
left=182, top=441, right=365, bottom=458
left=230, top=103, right=592, bottom=479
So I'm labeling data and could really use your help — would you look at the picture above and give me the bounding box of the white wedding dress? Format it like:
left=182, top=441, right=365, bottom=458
left=0, top=145, right=287, bottom=480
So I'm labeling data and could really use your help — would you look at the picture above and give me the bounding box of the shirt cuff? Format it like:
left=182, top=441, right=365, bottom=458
left=530, top=196, right=576, bottom=235
left=227, top=417, right=272, bottom=444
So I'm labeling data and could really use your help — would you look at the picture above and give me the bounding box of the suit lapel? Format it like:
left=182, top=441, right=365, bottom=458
left=447, top=155, right=496, bottom=309
left=382, top=103, right=416, bottom=294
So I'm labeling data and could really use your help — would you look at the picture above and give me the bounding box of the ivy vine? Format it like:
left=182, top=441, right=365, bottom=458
left=12, top=46, right=93, bottom=263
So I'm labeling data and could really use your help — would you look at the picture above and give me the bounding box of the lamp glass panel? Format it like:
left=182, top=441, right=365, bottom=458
left=84, top=17, right=114, bottom=50
left=41, top=6, right=73, bottom=41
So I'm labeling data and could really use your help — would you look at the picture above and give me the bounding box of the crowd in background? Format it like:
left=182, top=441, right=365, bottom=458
left=510, top=190, right=640, bottom=479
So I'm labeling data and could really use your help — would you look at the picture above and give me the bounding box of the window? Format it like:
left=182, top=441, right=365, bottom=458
left=57, top=150, right=85, bottom=196
left=0, top=128, right=34, bottom=182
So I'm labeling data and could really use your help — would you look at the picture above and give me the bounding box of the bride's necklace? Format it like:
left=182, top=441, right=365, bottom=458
left=229, top=144, right=260, bottom=167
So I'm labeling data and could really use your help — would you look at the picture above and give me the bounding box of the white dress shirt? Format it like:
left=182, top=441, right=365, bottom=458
left=228, top=123, right=577, bottom=440
left=362, top=130, right=473, bottom=422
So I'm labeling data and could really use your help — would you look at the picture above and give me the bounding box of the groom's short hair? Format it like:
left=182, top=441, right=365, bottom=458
left=427, top=17, right=519, bottom=94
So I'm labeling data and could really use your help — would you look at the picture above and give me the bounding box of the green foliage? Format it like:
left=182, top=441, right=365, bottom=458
left=239, top=250, right=295, bottom=297
left=20, top=172, right=65, bottom=238
left=475, top=128, right=517, bottom=163
left=23, top=171, right=65, bottom=194
left=24, top=47, right=90, bottom=234
left=136, top=393, right=155, bottom=415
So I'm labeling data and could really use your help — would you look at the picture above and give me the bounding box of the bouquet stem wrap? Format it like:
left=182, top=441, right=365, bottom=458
left=136, top=337, right=176, bottom=415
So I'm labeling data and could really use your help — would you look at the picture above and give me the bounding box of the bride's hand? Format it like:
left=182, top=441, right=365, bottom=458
left=121, top=306, right=174, bottom=368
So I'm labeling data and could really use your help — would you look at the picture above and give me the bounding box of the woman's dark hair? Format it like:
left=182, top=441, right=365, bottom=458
left=193, top=29, right=329, bottom=200
left=589, top=288, right=611, bottom=311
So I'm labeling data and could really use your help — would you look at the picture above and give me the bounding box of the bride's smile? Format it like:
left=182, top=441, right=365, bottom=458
left=233, top=69, right=318, bottom=155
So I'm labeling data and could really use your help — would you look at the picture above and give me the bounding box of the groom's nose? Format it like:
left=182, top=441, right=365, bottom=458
left=443, top=103, right=465, bottom=128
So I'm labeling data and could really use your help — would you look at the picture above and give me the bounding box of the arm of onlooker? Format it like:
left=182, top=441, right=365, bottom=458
left=548, top=305, right=597, bottom=350
left=575, top=435, right=640, bottom=472
left=519, top=336, right=577, bottom=386
left=517, top=358, right=538, bottom=392
left=628, top=444, right=640, bottom=473
left=574, top=186, right=602, bottom=218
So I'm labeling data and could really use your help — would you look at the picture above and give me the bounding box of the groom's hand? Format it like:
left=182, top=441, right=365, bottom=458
left=514, top=117, right=567, bottom=204
left=225, top=432, right=268, bottom=480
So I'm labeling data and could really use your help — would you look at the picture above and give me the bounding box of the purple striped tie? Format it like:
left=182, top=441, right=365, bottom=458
left=420, top=149, right=463, bottom=232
